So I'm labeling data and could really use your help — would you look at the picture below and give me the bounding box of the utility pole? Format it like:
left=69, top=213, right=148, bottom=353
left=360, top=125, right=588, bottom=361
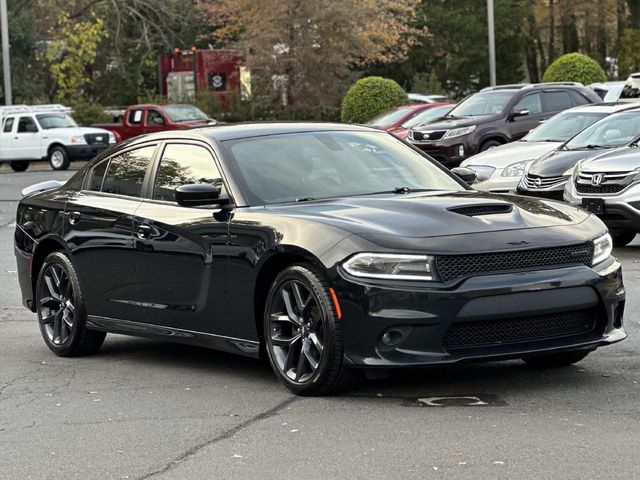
left=1, top=0, right=12, bottom=105
left=487, top=0, right=496, bottom=86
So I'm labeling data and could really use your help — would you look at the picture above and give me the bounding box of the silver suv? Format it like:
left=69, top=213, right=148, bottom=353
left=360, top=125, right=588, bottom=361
left=564, top=145, right=640, bottom=246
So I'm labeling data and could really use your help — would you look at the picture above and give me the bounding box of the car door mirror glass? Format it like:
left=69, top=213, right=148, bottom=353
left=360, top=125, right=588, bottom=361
left=450, top=167, right=477, bottom=185
left=175, top=183, right=225, bottom=207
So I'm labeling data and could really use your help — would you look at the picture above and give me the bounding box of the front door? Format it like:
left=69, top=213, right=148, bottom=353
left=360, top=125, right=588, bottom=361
left=131, top=142, right=231, bottom=334
left=508, top=93, right=546, bottom=140
left=64, top=144, right=157, bottom=321
left=12, top=116, right=41, bottom=159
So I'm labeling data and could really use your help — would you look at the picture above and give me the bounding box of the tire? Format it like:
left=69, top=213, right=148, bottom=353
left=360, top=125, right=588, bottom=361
left=263, top=264, right=352, bottom=396
left=522, top=350, right=590, bottom=368
left=611, top=230, right=636, bottom=247
left=479, top=139, right=502, bottom=152
left=48, top=146, right=70, bottom=170
left=35, top=251, right=106, bottom=357
left=10, top=161, right=29, bottom=172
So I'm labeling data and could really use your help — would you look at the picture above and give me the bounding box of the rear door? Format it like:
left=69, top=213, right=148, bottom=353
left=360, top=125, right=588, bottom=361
left=131, top=141, right=232, bottom=335
left=541, top=90, right=575, bottom=117
left=0, top=116, right=15, bottom=159
left=64, top=143, right=158, bottom=321
left=507, top=93, right=545, bottom=139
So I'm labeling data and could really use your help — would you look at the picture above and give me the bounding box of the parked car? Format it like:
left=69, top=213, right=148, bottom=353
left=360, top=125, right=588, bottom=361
left=461, top=103, right=632, bottom=193
left=408, top=93, right=451, bottom=104
left=518, top=105, right=640, bottom=200
left=366, top=103, right=450, bottom=131
left=617, top=72, right=640, bottom=102
left=0, top=104, right=116, bottom=171
left=564, top=146, right=640, bottom=246
left=388, top=104, right=454, bottom=140
left=15, top=123, right=625, bottom=395
left=408, top=82, right=602, bottom=168
left=93, top=104, right=216, bottom=142
left=589, top=81, right=626, bottom=102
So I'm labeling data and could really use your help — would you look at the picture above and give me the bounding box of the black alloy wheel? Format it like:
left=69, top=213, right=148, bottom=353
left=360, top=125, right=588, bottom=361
left=36, top=252, right=106, bottom=356
left=264, top=265, right=351, bottom=396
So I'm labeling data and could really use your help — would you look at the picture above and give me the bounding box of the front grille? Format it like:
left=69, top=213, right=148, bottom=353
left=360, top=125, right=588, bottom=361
left=443, top=309, right=597, bottom=350
left=448, top=204, right=513, bottom=216
left=517, top=189, right=565, bottom=201
left=411, top=130, right=446, bottom=142
left=467, top=165, right=496, bottom=182
left=435, top=242, right=593, bottom=282
left=84, top=133, right=109, bottom=145
left=576, top=183, right=625, bottom=194
left=521, top=174, right=567, bottom=189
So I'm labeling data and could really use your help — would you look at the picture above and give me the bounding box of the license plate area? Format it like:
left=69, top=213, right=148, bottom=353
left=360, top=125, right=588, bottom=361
left=582, top=198, right=604, bottom=214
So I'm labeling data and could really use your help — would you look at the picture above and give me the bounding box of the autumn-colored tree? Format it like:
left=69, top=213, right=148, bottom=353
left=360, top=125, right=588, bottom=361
left=197, top=0, right=422, bottom=106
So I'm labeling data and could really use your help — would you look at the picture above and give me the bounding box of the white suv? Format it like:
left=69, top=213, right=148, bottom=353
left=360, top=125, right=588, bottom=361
left=0, top=104, right=116, bottom=171
left=564, top=145, right=640, bottom=246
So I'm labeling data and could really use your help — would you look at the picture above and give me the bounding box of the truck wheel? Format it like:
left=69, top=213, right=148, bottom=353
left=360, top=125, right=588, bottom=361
left=611, top=230, right=636, bottom=247
left=49, top=146, right=70, bottom=170
left=10, top=161, right=29, bottom=172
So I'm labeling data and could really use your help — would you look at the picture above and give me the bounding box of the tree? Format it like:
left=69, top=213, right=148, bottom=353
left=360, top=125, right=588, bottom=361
left=619, top=28, right=640, bottom=76
left=196, top=0, right=422, bottom=107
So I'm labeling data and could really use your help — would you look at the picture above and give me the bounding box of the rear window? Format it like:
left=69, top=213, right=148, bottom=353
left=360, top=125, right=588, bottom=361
left=2, top=117, right=14, bottom=132
left=101, top=146, right=155, bottom=197
left=88, top=160, right=109, bottom=191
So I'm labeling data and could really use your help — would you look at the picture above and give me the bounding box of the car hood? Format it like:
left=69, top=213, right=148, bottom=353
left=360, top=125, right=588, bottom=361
left=43, top=126, right=112, bottom=137
left=461, top=141, right=560, bottom=169
left=413, top=115, right=498, bottom=132
left=528, top=148, right=604, bottom=177
left=579, top=145, right=640, bottom=172
left=267, top=191, right=589, bottom=239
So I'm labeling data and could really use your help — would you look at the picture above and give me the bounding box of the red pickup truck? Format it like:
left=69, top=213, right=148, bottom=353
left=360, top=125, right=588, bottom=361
left=94, top=104, right=216, bottom=142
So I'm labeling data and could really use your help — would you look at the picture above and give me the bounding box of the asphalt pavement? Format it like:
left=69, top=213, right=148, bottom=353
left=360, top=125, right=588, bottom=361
left=1, top=166, right=639, bottom=480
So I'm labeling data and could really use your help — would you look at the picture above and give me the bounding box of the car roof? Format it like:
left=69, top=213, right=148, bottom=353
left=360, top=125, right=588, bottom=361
left=562, top=102, right=640, bottom=114
left=130, top=122, right=383, bottom=143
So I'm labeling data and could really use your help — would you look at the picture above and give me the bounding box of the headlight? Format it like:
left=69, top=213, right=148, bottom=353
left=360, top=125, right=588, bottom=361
left=502, top=160, right=529, bottom=177
left=592, top=233, right=613, bottom=266
left=342, top=253, right=438, bottom=281
left=443, top=126, right=476, bottom=139
left=70, top=135, right=86, bottom=144
left=572, top=161, right=583, bottom=181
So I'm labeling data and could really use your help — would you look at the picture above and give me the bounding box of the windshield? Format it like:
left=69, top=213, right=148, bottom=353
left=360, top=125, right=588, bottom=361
left=367, top=107, right=414, bottom=127
left=447, top=91, right=515, bottom=117
left=163, top=105, right=209, bottom=122
left=36, top=114, right=78, bottom=129
left=524, top=111, right=606, bottom=142
left=400, top=105, right=454, bottom=128
left=224, top=131, right=464, bottom=205
left=564, top=111, right=640, bottom=149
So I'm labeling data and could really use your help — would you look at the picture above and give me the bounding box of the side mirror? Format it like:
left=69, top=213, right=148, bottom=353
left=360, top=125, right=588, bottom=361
left=511, top=109, right=530, bottom=119
left=451, top=167, right=477, bottom=185
left=175, top=183, right=226, bottom=207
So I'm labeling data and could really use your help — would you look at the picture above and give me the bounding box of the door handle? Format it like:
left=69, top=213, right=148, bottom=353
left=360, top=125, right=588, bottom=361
left=68, top=211, right=81, bottom=225
left=136, top=224, right=152, bottom=239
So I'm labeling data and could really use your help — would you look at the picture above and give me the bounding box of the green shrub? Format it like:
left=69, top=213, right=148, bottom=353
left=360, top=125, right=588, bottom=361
left=542, top=53, right=607, bottom=85
left=341, top=76, right=407, bottom=123
left=68, top=99, right=109, bottom=126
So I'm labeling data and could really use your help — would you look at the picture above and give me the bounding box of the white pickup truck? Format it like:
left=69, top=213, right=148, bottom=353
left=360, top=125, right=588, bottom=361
left=0, top=104, right=116, bottom=172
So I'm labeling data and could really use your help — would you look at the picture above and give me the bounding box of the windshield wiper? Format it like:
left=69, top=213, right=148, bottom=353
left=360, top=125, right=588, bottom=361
left=584, top=144, right=605, bottom=149
left=295, top=197, right=316, bottom=202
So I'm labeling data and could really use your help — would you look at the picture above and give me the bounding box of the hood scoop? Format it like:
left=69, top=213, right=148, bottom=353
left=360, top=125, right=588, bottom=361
left=447, top=203, right=513, bottom=217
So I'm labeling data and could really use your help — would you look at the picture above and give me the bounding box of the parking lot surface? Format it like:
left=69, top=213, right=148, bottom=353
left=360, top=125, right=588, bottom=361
left=1, top=167, right=638, bottom=479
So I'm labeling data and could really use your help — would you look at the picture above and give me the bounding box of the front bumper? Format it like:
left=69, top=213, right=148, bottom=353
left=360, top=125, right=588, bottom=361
left=66, top=144, right=111, bottom=161
left=565, top=181, right=640, bottom=233
left=410, top=140, right=472, bottom=168
left=334, top=260, right=626, bottom=367
left=517, top=182, right=567, bottom=201
left=472, top=169, right=521, bottom=193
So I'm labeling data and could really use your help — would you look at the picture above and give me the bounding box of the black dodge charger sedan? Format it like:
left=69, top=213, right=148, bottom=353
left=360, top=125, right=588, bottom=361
left=14, top=123, right=626, bottom=395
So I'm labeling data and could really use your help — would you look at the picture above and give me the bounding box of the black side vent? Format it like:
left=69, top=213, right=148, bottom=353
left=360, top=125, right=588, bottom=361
left=448, top=204, right=513, bottom=217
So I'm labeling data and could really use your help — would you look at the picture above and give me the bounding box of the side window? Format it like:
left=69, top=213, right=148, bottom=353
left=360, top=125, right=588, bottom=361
left=147, top=110, right=164, bottom=126
left=543, top=91, right=573, bottom=112
left=128, top=109, right=143, bottom=125
left=568, top=90, right=589, bottom=106
left=513, top=93, right=542, bottom=114
left=101, top=146, right=155, bottom=197
left=88, top=159, right=109, bottom=191
left=2, top=117, right=14, bottom=133
left=17, top=116, right=38, bottom=133
left=153, top=144, right=224, bottom=202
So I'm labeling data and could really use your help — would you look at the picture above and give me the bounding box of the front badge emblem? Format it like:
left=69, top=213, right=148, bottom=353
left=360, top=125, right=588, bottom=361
left=591, top=174, right=604, bottom=186
left=534, top=177, right=542, bottom=188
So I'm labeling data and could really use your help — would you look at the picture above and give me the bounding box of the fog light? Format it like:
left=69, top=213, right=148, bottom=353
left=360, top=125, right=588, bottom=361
left=381, top=329, right=406, bottom=347
left=458, top=145, right=464, bottom=157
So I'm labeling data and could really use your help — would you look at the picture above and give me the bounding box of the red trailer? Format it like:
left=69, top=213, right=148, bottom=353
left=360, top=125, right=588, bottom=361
left=158, top=49, right=249, bottom=106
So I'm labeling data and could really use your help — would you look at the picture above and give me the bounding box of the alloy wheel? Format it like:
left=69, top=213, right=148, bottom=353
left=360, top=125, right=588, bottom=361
left=50, top=151, right=65, bottom=169
left=38, top=263, right=75, bottom=346
left=268, top=280, right=325, bottom=383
